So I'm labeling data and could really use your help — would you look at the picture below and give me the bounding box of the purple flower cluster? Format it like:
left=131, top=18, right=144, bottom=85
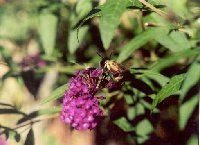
left=61, top=68, right=113, bottom=130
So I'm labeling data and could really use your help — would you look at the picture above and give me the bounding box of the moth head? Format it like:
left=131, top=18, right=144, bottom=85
left=97, top=50, right=113, bottom=69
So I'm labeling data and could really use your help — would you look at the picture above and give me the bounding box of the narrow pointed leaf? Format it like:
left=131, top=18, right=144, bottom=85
left=74, top=5, right=103, bottom=29
left=180, top=55, right=200, bottom=102
left=39, top=13, right=58, bottom=56
left=68, top=26, right=88, bottom=54
left=179, top=95, right=198, bottom=130
left=113, top=117, right=135, bottom=132
left=117, top=28, right=158, bottom=62
left=152, top=74, right=185, bottom=109
left=154, top=27, right=191, bottom=52
left=150, top=48, right=200, bottom=72
left=100, top=0, right=129, bottom=49
left=186, top=135, right=198, bottom=145
left=41, top=84, right=68, bottom=104
left=137, top=119, right=154, bottom=144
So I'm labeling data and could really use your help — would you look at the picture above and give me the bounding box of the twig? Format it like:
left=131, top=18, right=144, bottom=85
left=0, top=120, right=39, bottom=135
left=138, top=0, right=167, bottom=18
left=0, top=114, right=58, bottom=135
left=0, top=102, right=16, bottom=108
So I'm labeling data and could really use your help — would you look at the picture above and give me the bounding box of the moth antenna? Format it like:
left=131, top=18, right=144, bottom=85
left=96, top=50, right=106, bottom=60
left=97, top=51, right=102, bottom=58
left=108, top=51, right=113, bottom=60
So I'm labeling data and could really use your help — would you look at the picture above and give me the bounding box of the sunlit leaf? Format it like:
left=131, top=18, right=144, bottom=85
left=186, top=134, right=198, bottom=145
left=179, top=95, right=198, bottom=130
left=141, top=70, right=169, bottom=86
left=68, top=26, right=88, bottom=54
left=41, top=84, right=68, bottom=104
left=24, top=129, right=34, bottom=145
left=127, top=107, right=136, bottom=120
left=180, top=55, right=200, bottom=102
left=124, top=94, right=134, bottom=104
left=130, top=69, right=169, bottom=86
left=150, top=48, right=200, bottom=72
left=76, top=0, right=92, bottom=19
left=127, top=103, right=145, bottom=120
left=137, top=119, right=154, bottom=144
left=154, top=27, right=191, bottom=52
left=164, top=0, right=191, bottom=18
left=100, top=0, right=129, bottom=49
left=38, top=106, right=61, bottom=115
left=39, top=13, right=58, bottom=56
left=152, top=74, right=185, bottom=109
left=117, top=28, right=159, bottom=62
left=148, top=0, right=164, bottom=5
left=130, top=0, right=143, bottom=8
left=113, top=117, right=135, bottom=132
left=74, top=6, right=102, bottom=30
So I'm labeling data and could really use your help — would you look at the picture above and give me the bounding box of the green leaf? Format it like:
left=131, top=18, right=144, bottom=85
left=113, top=117, right=135, bottom=132
left=128, top=103, right=145, bottom=120
left=68, top=26, right=88, bottom=54
left=24, top=129, right=34, bottom=145
left=152, top=74, right=185, bottom=109
left=74, top=6, right=102, bottom=29
left=76, top=0, right=92, bottom=19
left=39, top=13, right=58, bottom=56
left=150, top=48, right=200, bottom=72
left=130, top=0, right=143, bottom=8
left=127, top=0, right=165, bottom=11
left=117, top=28, right=158, bottom=62
left=41, top=84, right=68, bottom=104
left=137, top=119, right=154, bottom=144
left=180, top=55, right=200, bottom=102
left=154, top=28, right=191, bottom=52
left=127, top=107, right=135, bottom=120
left=179, top=95, right=198, bottom=130
left=136, top=103, right=145, bottom=115
left=129, top=69, right=169, bottom=86
left=38, top=106, right=61, bottom=115
left=124, top=94, right=134, bottom=104
left=186, top=135, right=198, bottom=145
left=148, top=0, right=164, bottom=5
left=164, top=0, right=191, bottom=18
left=141, top=70, right=169, bottom=86
left=99, top=0, right=129, bottom=49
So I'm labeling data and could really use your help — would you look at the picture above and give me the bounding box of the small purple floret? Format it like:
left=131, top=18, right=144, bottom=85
left=60, top=68, right=113, bottom=130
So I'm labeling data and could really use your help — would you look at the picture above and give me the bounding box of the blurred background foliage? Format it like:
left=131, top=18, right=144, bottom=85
left=0, top=0, right=199, bottom=145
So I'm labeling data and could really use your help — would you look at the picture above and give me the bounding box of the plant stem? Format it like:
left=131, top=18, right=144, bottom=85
left=138, top=0, right=166, bottom=18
